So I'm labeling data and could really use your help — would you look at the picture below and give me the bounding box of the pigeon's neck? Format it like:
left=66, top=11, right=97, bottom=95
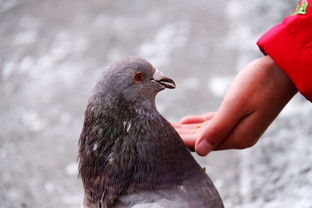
left=78, top=100, right=201, bottom=207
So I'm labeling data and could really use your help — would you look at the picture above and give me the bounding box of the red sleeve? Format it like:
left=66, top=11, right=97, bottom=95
left=257, top=0, right=312, bottom=102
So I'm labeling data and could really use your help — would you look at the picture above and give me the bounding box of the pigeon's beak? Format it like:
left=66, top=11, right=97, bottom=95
left=152, top=69, right=176, bottom=89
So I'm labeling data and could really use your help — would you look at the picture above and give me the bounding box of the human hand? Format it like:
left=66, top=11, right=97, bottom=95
left=172, top=112, right=215, bottom=150
left=174, top=56, right=297, bottom=156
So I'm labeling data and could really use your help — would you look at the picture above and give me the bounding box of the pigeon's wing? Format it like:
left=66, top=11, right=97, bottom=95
left=181, top=171, right=224, bottom=208
left=114, top=173, right=224, bottom=208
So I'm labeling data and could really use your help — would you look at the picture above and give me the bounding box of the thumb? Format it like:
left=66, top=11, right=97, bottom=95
left=194, top=103, right=244, bottom=156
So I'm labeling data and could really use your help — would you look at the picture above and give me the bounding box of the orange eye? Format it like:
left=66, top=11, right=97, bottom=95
left=134, top=72, right=143, bottom=82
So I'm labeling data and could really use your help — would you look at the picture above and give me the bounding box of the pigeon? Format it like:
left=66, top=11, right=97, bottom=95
left=78, top=57, right=224, bottom=208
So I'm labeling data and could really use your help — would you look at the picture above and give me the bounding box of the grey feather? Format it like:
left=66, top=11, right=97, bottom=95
left=78, top=57, right=224, bottom=208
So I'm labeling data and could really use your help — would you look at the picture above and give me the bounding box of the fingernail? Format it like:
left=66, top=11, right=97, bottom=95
left=196, top=140, right=213, bottom=156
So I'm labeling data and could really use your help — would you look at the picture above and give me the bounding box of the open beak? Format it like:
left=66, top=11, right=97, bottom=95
left=152, top=69, right=176, bottom=89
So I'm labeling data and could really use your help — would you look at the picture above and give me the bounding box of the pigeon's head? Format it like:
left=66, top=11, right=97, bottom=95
left=95, top=57, right=175, bottom=105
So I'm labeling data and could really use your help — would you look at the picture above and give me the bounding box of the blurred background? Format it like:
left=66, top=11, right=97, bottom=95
left=1, top=0, right=312, bottom=207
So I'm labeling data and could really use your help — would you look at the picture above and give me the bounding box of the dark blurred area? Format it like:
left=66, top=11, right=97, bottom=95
left=1, top=0, right=311, bottom=207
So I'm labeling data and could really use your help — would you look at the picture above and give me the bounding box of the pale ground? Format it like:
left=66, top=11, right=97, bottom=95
left=1, top=0, right=311, bottom=207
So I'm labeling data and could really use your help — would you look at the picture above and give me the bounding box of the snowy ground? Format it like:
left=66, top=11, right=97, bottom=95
left=1, top=0, right=311, bottom=207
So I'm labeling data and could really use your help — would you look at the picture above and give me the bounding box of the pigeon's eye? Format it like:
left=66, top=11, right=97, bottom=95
left=134, top=72, right=143, bottom=82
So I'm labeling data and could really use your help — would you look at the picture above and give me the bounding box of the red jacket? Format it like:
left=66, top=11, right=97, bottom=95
left=257, top=0, right=312, bottom=102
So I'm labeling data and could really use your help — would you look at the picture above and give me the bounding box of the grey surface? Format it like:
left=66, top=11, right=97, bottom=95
left=1, top=0, right=311, bottom=207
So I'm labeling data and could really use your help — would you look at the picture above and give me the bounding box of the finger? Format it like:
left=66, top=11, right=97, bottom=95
left=172, top=122, right=208, bottom=129
left=180, top=112, right=215, bottom=124
left=175, top=128, right=202, bottom=135
left=171, top=122, right=181, bottom=128
left=214, top=111, right=270, bottom=150
left=203, top=112, right=215, bottom=120
left=179, top=134, right=197, bottom=150
left=194, top=100, right=250, bottom=156
left=172, top=123, right=203, bottom=138
left=180, top=114, right=206, bottom=124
